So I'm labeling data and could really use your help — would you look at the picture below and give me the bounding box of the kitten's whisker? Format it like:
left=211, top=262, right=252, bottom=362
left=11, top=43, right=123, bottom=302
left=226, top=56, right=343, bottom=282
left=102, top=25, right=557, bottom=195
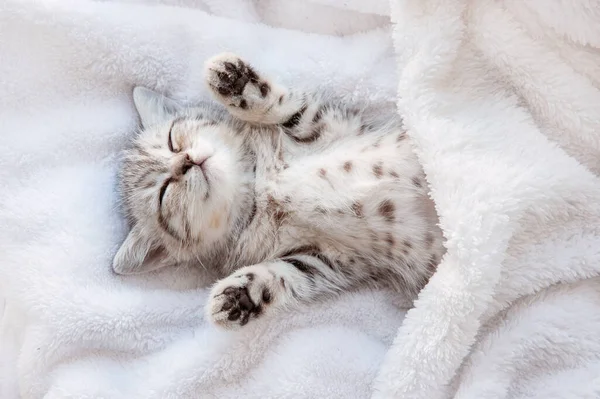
left=194, top=253, right=208, bottom=272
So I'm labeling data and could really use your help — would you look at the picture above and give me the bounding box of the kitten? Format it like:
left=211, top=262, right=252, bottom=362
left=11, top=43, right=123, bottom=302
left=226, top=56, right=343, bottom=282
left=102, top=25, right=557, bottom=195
left=113, top=53, right=445, bottom=329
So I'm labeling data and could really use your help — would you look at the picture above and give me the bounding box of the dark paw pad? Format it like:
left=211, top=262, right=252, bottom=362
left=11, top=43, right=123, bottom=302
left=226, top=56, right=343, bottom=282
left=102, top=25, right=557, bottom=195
left=212, top=60, right=259, bottom=97
left=219, top=286, right=260, bottom=326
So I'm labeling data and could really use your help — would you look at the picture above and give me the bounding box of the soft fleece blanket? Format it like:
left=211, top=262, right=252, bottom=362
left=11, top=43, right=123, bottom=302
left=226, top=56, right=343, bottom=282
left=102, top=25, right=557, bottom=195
left=1, top=0, right=600, bottom=398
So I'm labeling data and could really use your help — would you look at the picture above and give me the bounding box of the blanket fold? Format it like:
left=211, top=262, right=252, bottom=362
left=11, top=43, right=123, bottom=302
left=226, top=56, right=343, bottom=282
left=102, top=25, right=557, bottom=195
left=373, top=1, right=600, bottom=398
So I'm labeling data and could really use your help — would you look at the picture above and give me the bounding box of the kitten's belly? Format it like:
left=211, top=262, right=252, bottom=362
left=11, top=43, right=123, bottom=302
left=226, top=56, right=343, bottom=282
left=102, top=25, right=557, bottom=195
left=275, top=133, right=421, bottom=216
left=270, top=133, right=436, bottom=258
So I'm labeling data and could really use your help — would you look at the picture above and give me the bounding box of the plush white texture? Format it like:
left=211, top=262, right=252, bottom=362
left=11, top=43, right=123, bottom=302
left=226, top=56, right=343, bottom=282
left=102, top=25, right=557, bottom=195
left=372, top=0, right=600, bottom=398
left=2, top=0, right=600, bottom=398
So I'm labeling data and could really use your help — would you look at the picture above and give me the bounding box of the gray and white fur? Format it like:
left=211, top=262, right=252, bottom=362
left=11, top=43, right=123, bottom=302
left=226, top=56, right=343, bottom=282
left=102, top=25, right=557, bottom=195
left=113, top=53, right=445, bottom=329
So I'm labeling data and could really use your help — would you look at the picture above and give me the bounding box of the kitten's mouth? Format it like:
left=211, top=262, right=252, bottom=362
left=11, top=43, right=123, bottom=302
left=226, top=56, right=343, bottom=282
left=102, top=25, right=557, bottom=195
left=183, top=157, right=216, bottom=200
left=183, top=156, right=209, bottom=181
left=195, top=162, right=212, bottom=198
left=195, top=163, right=207, bottom=179
left=199, top=161, right=211, bottom=181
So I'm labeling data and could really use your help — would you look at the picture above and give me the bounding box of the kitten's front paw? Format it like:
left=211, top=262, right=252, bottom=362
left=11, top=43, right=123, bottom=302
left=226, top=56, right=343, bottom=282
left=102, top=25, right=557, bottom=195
left=206, top=266, right=274, bottom=329
left=204, top=53, right=270, bottom=110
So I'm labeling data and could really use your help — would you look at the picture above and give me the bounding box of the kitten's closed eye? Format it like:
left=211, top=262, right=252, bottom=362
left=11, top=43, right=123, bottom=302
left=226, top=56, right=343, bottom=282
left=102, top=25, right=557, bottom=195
left=158, top=178, right=172, bottom=206
left=167, top=121, right=179, bottom=153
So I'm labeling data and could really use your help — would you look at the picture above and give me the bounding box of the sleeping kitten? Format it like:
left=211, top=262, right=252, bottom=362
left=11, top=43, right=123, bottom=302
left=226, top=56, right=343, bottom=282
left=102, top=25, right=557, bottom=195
left=114, top=53, right=445, bottom=329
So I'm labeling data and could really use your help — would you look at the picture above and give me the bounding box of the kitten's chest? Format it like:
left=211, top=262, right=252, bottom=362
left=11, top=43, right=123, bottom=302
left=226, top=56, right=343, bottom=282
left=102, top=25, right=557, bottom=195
left=268, top=134, right=419, bottom=207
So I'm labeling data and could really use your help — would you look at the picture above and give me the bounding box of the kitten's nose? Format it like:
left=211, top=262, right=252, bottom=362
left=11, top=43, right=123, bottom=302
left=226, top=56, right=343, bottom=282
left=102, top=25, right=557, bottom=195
left=172, top=153, right=210, bottom=176
left=188, top=153, right=211, bottom=167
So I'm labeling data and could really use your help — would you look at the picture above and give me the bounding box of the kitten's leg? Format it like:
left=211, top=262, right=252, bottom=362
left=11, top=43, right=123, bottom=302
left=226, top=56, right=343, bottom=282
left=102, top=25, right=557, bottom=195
left=204, top=53, right=306, bottom=125
left=206, top=253, right=353, bottom=329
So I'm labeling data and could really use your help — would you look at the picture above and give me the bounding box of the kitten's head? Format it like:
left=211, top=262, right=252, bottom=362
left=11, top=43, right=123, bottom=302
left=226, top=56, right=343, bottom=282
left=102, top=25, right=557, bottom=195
left=112, top=87, right=254, bottom=275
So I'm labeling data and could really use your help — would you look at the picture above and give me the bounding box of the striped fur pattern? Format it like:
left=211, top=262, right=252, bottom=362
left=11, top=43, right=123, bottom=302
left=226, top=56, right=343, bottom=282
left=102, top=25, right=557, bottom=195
left=113, top=53, right=445, bottom=329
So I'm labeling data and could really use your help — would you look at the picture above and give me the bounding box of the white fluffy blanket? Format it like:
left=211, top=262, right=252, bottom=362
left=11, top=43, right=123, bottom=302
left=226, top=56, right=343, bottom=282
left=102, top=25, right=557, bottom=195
left=1, top=0, right=600, bottom=398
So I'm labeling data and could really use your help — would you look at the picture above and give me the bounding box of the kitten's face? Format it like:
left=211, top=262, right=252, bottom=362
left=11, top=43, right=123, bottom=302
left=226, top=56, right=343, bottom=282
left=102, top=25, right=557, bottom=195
left=113, top=88, right=253, bottom=275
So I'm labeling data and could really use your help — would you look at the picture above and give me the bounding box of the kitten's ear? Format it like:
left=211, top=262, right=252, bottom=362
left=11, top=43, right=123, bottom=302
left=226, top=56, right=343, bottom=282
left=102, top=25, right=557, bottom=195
left=112, top=224, right=173, bottom=275
left=132, top=86, right=183, bottom=129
